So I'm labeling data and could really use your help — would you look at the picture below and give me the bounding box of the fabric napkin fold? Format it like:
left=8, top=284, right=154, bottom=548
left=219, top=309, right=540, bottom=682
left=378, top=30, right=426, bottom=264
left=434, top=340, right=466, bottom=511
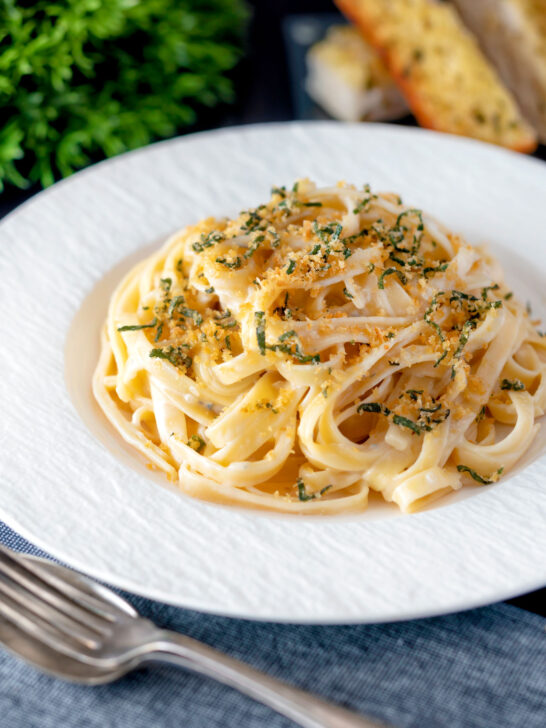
left=0, top=522, right=544, bottom=728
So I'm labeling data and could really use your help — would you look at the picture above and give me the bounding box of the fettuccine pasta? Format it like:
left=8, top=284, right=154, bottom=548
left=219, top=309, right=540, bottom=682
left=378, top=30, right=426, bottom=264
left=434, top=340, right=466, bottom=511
left=93, top=180, right=545, bottom=513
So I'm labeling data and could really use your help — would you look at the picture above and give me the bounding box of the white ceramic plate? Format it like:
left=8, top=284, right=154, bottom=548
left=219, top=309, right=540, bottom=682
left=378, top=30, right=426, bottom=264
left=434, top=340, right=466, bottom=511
left=1, top=122, right=545, bottom=623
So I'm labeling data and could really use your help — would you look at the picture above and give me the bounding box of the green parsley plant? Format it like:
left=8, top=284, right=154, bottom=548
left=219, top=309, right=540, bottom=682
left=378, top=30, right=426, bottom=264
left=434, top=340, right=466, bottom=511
left=0, top=0, right=248, bottom=189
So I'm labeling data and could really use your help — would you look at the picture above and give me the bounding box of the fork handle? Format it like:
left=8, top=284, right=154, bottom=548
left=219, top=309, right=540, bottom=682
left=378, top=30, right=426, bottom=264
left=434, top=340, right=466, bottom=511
left=146, top=629, right=386, bottom=728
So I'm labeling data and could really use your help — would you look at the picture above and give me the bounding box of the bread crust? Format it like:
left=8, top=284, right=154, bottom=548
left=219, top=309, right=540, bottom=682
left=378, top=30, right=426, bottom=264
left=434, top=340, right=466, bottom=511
left=335, top=0, right=537, bottom=152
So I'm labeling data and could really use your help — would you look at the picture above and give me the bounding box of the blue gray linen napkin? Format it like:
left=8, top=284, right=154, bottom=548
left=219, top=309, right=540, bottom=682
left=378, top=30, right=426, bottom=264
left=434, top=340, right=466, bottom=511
left=0, top=522, right=544, bottom=728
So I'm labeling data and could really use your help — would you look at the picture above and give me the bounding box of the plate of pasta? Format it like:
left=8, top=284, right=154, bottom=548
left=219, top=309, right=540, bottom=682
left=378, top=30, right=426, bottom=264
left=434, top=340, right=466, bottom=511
left=1, top=122, right=545, bottom=622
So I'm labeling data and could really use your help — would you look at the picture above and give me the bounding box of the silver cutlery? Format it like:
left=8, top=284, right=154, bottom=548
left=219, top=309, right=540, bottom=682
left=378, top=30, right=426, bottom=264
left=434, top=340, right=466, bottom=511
left=0, top=545, right=386, bottom=728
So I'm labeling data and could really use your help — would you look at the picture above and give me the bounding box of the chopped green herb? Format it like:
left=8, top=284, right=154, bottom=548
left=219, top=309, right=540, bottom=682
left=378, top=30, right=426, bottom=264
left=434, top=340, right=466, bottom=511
left=422, top=263, right=448, bottom=278
left=168, top=295, right=185, bottom=317
left=313, top=220, right=342, bottom=245
left=425, top=407, right=451, bottom=428
left=310, top=244, right=321, bottom=255
left=456, top=464, right=494, bottom=484
left=279, top=330, right=296, bottom=342
left=378, top=268, right=407, bottom=289
left=419, top=404, right=442, bottom=414
left=368, top=262, right=375, bottom=274
left=154, top=322, right=163, bottom=342
left=180, top=308, right=203, bottom=326
left=500, top=379, right=525, bottom=391
left=357, top=402, right=383, bottom=414
left=244, top=234, right=265, bottom=259
left=192, top=231, right=225, bottom=253
left=286, top=260, right=296, bottom=275
left=216, top=256, right=242, bottom=269
left=255, top=311, right=266, bottom=355
left=434, top=349, right=449, bottom=368
left=392, top=414, right=421, bottom=435
left=387, top=227, right=409, bottom=252
left=215, top=319, right=237, bottom=329
left=389, top=252, right=407, bottom=267
left=205, top=286, right=215, bottom=294
left=159, top=278, right=172, bottom=293
left=454, top=320, right=476, bottom=359
left=476, top=406, right=486, bottom=423
left=296, top=479, right=313, bottom=502
left=343, top=287, right=354, bottom=300
left=396, top=208, right=424, bottom=230
left=504, top=292, right=513, bottom=300
left=241, top=208, right=263, bottom=232
left=353, top=196, right=372, bottom=214
left=150, top=346, right=192, bottom=369
left=481, top=284, right=499, bottom=300
left=450, top=290, right=475, bottom=303
left=406, top=389, right=424, bottom=400
left=296, top=479, right=332, bottom=501
left=271, top=342, right=320, bottom=364
left=388, top=360, right=400, bottom=366
left=225, top=335, right=231, bottom=351
left=256, top=401, right=279, bottom=414
left=117, top=317, right=157, bottom=332
left=187, top=435, right=205, bottom=453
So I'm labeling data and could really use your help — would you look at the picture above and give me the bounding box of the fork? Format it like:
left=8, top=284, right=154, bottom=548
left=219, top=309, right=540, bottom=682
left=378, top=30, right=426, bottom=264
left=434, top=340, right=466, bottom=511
left=0, top=545, right=387, bottom=728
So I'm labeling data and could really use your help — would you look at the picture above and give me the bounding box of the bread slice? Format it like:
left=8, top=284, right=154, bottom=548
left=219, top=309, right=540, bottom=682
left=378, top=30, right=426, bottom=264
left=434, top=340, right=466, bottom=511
left=334, top=0, right=537, bottom=151
left=306, top=25, right=408, bottom=122
left=452, top=0, right=546, bottom=142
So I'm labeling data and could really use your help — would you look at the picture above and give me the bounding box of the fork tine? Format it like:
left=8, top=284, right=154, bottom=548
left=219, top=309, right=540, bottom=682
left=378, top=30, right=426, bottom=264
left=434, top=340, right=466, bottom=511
left=0, top=551, right=110, bottom=636
left=0, top=547, right=132, bottom=621
left=0, top=573, right=101, bottom=647
left=0, top=586, right=103, bottom=663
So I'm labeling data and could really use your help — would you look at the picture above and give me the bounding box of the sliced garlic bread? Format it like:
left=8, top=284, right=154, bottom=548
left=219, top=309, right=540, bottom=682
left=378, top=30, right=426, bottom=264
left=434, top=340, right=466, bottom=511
left=453, top=0, right=546, bottom=142
left=335, top=0, right=537, bottom=151
left=306, top=25, right=408, bottom=122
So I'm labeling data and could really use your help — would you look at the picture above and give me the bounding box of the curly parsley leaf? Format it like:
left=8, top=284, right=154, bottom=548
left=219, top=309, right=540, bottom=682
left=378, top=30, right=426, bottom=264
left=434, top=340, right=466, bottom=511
left=0, top=0, right=248, bottom=190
